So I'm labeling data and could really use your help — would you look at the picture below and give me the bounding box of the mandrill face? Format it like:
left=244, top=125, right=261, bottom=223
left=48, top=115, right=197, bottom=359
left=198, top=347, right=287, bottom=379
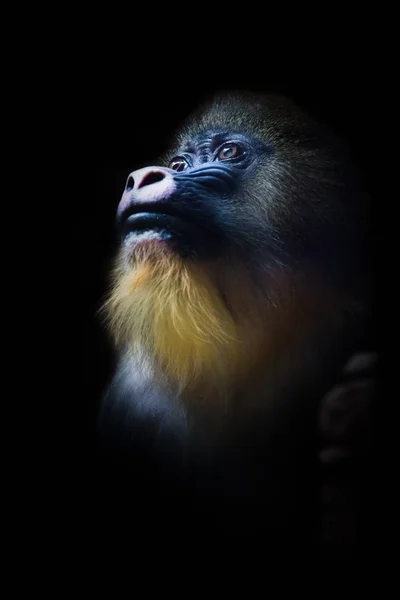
left=117, top=93, right=367, bottom=272
left=103, top=92, right=370, bottom=408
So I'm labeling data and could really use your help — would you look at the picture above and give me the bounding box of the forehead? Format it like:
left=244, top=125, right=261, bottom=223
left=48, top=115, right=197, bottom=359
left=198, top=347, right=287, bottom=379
left=179, top=129, right=246, bottom=150
left=174, top=94, right=310, bottom=150
left=178, top=104, right=266, bottom=144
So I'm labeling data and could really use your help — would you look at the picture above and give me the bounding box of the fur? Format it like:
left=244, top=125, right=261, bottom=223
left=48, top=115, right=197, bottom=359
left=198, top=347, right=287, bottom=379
left=103, top=238, right=247, bottom=401
left=102, top=231, right=348, bottom=411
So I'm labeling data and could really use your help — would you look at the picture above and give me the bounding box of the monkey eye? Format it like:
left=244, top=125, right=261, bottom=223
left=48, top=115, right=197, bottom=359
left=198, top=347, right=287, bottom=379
left=216, top=143, right=243, bottom=161
left=168, top=156, right=189, bottom=172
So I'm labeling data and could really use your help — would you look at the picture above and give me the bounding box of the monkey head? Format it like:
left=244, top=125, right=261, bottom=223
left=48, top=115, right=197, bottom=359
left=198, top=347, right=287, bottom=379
left=103, top=92, right=370, bottom=410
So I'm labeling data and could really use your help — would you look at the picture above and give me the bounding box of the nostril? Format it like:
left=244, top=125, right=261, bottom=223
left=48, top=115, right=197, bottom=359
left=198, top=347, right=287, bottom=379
left=138, top=171, right=165, bottom=189
left=126, top=176, right=134, bottom=191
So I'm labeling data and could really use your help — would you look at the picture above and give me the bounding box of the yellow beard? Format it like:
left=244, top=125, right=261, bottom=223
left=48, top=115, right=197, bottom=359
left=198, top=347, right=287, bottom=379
left=102, top=239, right=349, bottom=410
left=103, top=242, right=247, bottom=399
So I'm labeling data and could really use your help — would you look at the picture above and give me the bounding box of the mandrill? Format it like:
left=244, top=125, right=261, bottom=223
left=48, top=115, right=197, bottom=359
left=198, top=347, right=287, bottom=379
left=96, top=91, right=374, bottom=551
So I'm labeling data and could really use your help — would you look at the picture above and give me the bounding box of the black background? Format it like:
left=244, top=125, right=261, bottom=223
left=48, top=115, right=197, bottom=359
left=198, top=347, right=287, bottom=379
left=73, top=22, right=385, bottom=570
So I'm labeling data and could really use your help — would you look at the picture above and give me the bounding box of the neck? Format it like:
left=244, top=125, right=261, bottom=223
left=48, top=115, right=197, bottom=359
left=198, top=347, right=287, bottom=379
left=118, top=308, right=356, bottom=451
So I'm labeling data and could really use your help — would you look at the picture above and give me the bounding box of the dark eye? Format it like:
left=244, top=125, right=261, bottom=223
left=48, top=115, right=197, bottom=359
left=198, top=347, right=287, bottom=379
left=217, top=143, right=241, bottom=161
left=168, top=156, right=189, bottom=172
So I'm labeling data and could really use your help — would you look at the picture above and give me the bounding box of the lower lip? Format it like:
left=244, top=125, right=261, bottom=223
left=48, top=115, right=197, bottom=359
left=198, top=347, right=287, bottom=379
left=122, top=212, right=192, bottom=239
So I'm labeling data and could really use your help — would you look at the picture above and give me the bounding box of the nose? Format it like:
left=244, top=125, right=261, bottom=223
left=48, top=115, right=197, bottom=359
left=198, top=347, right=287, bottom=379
left=117, top=166, right=177, bottom=220
left=125, top=166, right=175, bottom=192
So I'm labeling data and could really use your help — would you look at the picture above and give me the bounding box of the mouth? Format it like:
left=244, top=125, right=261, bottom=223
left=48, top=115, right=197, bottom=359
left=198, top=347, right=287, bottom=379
left=119, top=200, right=208, bottom=244
left=118, top=204, right=220, bottom=259
left=122, top=212, right=193, bottom=240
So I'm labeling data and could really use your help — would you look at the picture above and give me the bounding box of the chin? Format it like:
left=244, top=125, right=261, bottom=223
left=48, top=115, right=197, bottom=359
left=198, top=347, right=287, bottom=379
left=120, top=228, right=180, bottom=266
left=125, top=229, right=172, bottom=250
